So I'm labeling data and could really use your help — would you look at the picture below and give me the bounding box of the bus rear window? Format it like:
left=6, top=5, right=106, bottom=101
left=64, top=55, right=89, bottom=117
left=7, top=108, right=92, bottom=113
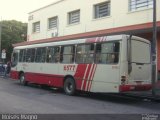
left=131, top=40, right=150, bottom=64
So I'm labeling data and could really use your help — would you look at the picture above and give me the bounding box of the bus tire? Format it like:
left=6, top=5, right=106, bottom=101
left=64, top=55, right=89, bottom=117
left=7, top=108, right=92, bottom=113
left=64, top=77, right=76, bottom=96
left=20, top=73, right=28, bottom=86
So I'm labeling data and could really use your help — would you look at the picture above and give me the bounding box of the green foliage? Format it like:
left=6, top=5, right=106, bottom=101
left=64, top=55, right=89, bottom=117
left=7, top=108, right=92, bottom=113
left=0, top=20, right=27, bottom=62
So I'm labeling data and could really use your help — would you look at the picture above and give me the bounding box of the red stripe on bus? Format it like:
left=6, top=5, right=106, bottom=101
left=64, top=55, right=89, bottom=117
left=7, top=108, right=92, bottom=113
left=10, top=70, right=65, bottom=87
left=74, top=64, right=87, bottom=90
left=10, top=70, right=19, bottom=80
left=25, top=72, right=64, bottom=87
left=88, top=64, right=97, bottom=91
left=82, top=64, right=92, bottom=91
left=86, top=64, right=95, bottom=91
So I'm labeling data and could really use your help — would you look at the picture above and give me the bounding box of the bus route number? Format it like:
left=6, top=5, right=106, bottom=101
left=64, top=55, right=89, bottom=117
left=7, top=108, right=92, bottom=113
left=64, top=65, right=76, bottom=72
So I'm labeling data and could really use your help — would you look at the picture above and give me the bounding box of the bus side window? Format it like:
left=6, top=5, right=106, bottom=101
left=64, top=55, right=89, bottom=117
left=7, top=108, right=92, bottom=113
left=19, top=50, right=24, bottom=62
left=35, top=48, right=45, bottom=63
left=41, top=48, right=46, bottom=63
left=46, top=47, right=52, bottom=63
left=95, top=42, right=119, bottom=64
left=26, top=49, right=32, bottom=62
left=35, top=48, right=40, bottom=63
left=26, top=48, right=36, bottom=63
left=53, top=47, right=60, bottom=63
left=86, top=44, right=94, bottom=63
left=113, top=42, right=120, bottom=63
left=23, top=49, right=26, bottom=62
left=76, top=44, right=94, bottom=64
left=95, top=44, right=102, bottom=63
left=46, top=46, right=60, bottom=63
left=30, top=49, right=36, bottom=62
left=76, top=45, right=83, bottom=63
left=61, top=45, right=75, bottom=63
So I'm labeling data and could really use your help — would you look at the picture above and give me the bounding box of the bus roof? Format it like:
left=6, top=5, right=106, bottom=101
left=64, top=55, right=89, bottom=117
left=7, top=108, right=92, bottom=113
left=14, top=35, right=126, bottom=49
left=13, top=34, right=150, bottom=49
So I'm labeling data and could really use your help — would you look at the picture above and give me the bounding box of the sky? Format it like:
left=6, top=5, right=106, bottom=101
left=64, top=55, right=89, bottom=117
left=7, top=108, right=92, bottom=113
left=0, top=0, right=58, bottom=23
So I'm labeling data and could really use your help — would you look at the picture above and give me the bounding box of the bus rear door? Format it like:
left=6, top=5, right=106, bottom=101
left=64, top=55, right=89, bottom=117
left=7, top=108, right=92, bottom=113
left=128, top=37, right=151, bottom=87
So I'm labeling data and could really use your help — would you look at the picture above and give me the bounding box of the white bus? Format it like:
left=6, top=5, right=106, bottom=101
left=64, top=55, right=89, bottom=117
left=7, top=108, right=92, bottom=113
left=10, top=35, right=152, bottom=95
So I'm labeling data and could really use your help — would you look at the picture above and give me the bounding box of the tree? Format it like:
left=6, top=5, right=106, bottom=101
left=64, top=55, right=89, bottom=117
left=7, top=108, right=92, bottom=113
left=1, top=20, right=27, bottom=62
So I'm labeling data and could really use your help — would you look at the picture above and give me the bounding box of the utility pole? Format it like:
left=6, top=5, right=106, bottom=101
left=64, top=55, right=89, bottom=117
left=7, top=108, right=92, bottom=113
left=152, top=0, right=157, bottom=96
left=0, top=20, right=1, bottom=51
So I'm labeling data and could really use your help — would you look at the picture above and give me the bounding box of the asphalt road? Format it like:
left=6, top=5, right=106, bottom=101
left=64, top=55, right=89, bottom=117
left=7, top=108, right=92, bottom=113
left=0, top=76, right=160, bottom=114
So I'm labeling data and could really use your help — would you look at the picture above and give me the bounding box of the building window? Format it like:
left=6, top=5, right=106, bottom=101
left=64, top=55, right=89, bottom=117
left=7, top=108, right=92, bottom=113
left=68, top=10, right=80, bottom=25
left=129, top=0, right=153, bottom=11
left=48, top=17, right=58, bottom=29
left=94, top=1, right=110, bottom=19
left=33, top=21, right=40, bottom=33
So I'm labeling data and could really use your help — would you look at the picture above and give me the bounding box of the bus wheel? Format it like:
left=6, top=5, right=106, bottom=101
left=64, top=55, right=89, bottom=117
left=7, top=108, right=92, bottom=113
left=64, top=77, right=76, bottom=95
left=20, top=73, right=28, bottom=86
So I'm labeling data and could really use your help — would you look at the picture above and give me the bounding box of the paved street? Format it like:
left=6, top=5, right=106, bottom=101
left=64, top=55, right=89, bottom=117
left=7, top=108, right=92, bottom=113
left=0, top=77, right=160, bottom=114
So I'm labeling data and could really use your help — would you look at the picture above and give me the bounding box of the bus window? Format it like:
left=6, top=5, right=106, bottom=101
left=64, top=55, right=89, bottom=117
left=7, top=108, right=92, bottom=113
left=35, top=47, right=46, bottom=63
left=25, top=49, right=35, bottom=62
left=76, top=44, right=94, bottom=63
left=23, top=49, right=26, bottom=62
left=30, top=49, right=36, bottom=62
left=11, top=52, right=18, bottom=67
left=131, top=40, right=150, bottom=64
left=46, top=46, right=59, bottom=63
left=19, top=49, right=26, bottom=62
left=61, top=46, right=75, bottom=63
left=53, top=47, right=60, bottom=63
left=26, top=49, right=32, bottom=62
left=95, top=42, right=119, bottom=64
left=46, top=47, right=52, bottom=63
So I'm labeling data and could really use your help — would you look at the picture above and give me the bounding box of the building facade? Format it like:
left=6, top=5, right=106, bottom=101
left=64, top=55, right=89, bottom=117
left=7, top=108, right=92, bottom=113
left=26, top=0, right=160, bottom=69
